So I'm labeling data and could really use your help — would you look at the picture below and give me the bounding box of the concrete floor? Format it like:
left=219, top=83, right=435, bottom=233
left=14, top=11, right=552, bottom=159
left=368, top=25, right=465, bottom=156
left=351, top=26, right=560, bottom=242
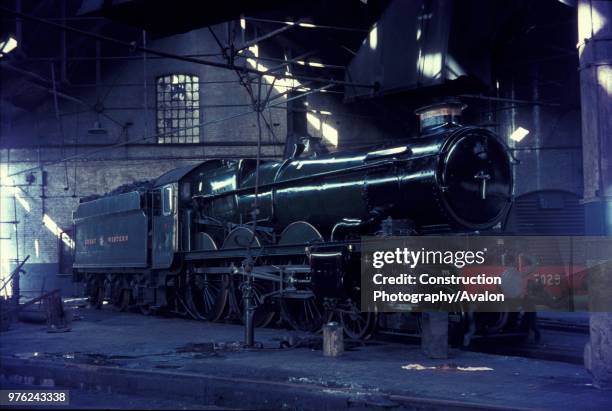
left=0, top=306, right=610, bottom=410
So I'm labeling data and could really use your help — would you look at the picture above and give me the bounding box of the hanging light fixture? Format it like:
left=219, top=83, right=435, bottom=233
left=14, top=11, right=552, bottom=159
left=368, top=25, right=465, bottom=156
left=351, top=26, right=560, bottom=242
left=87, top=121, right=108, bottom=135
left=0, top=34, right=18, bottom=58
left=88, top=100, right=108, bottom=135
left=510, top=127, right=530, bottom=142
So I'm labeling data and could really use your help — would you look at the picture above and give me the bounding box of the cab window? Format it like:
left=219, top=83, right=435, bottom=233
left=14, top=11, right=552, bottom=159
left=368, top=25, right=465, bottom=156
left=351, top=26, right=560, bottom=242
left=162, top=185, right=174, bottom=215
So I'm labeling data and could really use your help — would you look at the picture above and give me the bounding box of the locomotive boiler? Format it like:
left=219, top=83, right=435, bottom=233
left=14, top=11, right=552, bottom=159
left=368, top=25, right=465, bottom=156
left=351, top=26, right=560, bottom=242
left=73, top=104, right=516, bottom=341
left=194, top=125, right=511, bottom=237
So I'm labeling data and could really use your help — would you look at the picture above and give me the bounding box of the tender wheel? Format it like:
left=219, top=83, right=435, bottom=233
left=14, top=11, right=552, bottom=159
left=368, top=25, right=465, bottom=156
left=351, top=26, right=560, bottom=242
left=111, top=276, right=131, bottom=312
left=187, top=271, right=230, bottom=321
left=90, top=283, right=104, bottom=309
left=87, top=275, right=104, bottom=309
left=113, top=288, right=131, bottom=311
left=132, top=273, right=154, bottom=315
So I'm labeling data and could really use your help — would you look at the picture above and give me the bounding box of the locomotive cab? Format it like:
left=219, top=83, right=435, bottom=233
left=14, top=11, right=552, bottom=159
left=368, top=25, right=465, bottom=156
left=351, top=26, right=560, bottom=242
left=150, top=162, right=219, bottom=268
left=151, top=183, right=178, bottom=269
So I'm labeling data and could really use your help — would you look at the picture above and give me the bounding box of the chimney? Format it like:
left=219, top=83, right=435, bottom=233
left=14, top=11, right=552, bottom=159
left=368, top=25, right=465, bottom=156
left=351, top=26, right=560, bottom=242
left=415, top=100, right=466, bottom=133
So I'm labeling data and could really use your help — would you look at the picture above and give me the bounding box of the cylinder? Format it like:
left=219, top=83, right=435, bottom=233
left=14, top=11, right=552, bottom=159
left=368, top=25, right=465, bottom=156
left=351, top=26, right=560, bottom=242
left=322, top=321, right=344, bottom=357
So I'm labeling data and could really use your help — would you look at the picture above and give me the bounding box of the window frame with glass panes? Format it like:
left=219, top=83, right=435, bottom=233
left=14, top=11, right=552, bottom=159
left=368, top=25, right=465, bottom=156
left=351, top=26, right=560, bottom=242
left=156, top=74, right=200, bottom=144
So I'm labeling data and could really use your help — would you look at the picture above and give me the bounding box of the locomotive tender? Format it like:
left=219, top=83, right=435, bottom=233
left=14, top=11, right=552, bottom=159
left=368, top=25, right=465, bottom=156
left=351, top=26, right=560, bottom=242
left=73, top=105, right=515, bottom=340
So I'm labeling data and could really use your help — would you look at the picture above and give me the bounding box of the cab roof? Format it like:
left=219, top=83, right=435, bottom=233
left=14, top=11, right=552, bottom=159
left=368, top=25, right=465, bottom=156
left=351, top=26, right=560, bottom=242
left=153, top=162, right=205, bottom=188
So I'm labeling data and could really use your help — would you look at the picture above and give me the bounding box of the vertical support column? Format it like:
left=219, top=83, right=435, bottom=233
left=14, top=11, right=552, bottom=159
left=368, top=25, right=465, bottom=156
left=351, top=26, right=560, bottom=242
left=10, top=195, right=20, bottom=316
left=142, top=30, right=148, bottom=141
left=243, top=77, right=264, bottom=348
left=421, top=312, right=448, bottom=359
left=531, top=64, right=542, bottom=191
left=15, top=0, right=22, bottom=45
left=95, top=40, right=101, bottom=92
left=284, top=49, right=307, bottom=158
left=577, top=0, right=612, bottom=390
left=60, top=0, right=67, bottom=82
left=10, top=266, right=19, bottom=316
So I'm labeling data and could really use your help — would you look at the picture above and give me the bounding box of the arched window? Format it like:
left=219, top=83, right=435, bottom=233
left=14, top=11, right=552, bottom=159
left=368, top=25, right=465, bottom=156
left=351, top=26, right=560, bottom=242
left=156, top=74, right=200, bottom=143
